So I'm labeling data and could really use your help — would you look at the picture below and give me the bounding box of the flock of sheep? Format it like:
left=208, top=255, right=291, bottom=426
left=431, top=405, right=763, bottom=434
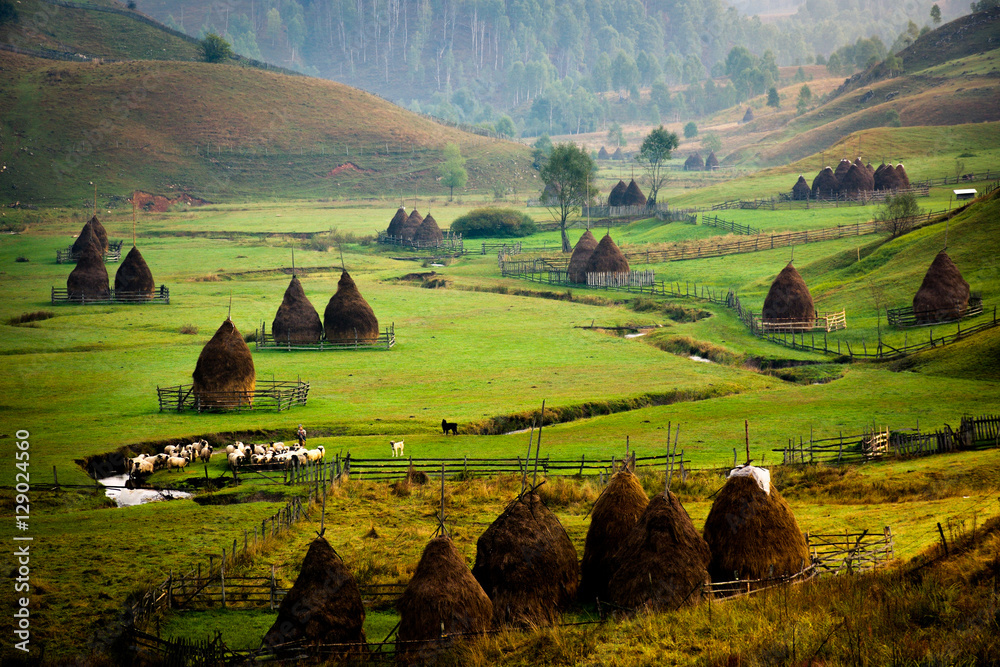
left=126, top=439, right=212, bottom=475
left=125, top=439, right=325, bottom=479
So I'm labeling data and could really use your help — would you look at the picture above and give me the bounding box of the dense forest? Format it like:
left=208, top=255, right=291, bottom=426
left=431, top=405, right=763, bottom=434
left=141, top=0, right=966, bottom=135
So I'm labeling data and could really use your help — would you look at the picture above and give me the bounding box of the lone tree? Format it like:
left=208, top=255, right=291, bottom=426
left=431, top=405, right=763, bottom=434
left=439, top=143, right=468, bottom=201
left=637, top=126, right=679, bottom=206
left=200, top=32, right=233, bottom=63
left=683, top=121, right=698, bottom=139
left=607, top=122, right=624, bottom=148
left=540, top=143, right=597, bottom=253
left=875, top=192, right=921, bottom=238
left=930, top=4, right=941, bottom=24
left=796, top=85, right=812, bottom=115
left=766, top=87, right=780, bottom=108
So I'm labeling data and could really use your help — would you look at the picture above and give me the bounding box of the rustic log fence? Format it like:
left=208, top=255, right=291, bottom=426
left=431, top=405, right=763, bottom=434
left=887, top=295, right=984, bottom=327
left=156, top=380, right=310, bottom=412
left=255, top=322, right=395, bottom=351
left=806, top=527, right=894, bottom=575
left=700, top=214, right=761, bottom=235
left=376, top=230, right=463, bottom=251
left=722, top=185, right=932, bottom=210
left=586, top=270, right=656, bottom=288
left=56, top=240, right=123, bottom=264
left=50, top=285, right=170, bottom=305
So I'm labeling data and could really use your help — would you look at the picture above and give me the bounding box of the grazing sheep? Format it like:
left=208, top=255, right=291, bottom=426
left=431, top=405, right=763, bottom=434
left=135, top=459, right=155, bottom=475
left=390, top=440, right=405, bottom=457
left=198, top=445, right=213, bottom=463
left=306, top=446, right=325, bottom=463
left=228, top=452, right=244, bottom=469
left=167, top=456, right=190, bottom=472
left=441, top=419, right=458, bottom=435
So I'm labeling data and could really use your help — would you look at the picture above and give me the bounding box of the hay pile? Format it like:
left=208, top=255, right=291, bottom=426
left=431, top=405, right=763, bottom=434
left=71, top=220, right=102, bottom=256
left=386, top=207, right=408, bottom=237
left=811, top=167, right=838, bottom=198
left=191, top=319, right=256, bottom=408
left=874, top=163, right=901, bottom=191
left=742, top=107, right=754, bottom=123
left=472, top=492, right=579, bottom=627
left=567, top=229, right=599, bottom=284
left=401, top=209, right=424, bottom=240
left=579, top=469, right=649, bottom=603
left=585, top=233, right=629, bottom=275
left=67, top=242, right=110, bottom=300
left=397, top=536, right=492, bottom=663
left=623, top=179, right=647, bottom=206
left=612, top=146, right=624, bottom=160
left=598, top=146, right=610, bottom=160
left=762, top=262, right=814, bottom=325
left=913, top=250, right=971, bottom=323
left=704, top=151, right=719, bottom=171
left=324, top=271, right=379, bottom=343
left=114, top=246, right=155, bottom=297
left=895, top=163, right=911, bottom=188
left=833, top=158, right=853, bottom=184
left=684, top=153, right=704, bottom=171
left=272, top=275, right=323, bottom=343
left=702, top=474, right=810, bottom=586
left=414, top=212, right=444, bottom=244
left=791, top=176, right=810, bottom=200
left=608, top=491, right=711, bottom=611
left=263, top=537, right=367, bottom=654
left=88, top=215, right=109, bottom=251
left=839, top=163, right=874, bottom=195
left=608, top=180, right=627, bottom=206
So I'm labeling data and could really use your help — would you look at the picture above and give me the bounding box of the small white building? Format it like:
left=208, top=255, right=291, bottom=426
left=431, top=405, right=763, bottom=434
left=954, top=188, right=977, bottom=201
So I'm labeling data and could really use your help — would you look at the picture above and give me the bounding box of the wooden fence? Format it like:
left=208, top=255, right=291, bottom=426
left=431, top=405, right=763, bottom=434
left=586, top=270, right=656, bottom=288
left=806, top=527, right=894, bottom=575
left=720, top=185, right=931, bottom=210
left=759, top=310, right=847, bottom=333
left=50, top=285, right=170, bottom=305
left=700, top=214, right=761, bottom=235
left=255, top=322, right=395, bottom=351
left=887, top=295, right=984, bottom=327
left=56, top=240, right=123, bottom=264
left=376, top=231, right=463, bottom=251
left=156, top=380, right=310, bottom=412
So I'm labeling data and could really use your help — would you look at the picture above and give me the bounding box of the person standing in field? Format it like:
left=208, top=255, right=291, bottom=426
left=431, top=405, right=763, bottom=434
left=297, top=424, right=307, bottom=448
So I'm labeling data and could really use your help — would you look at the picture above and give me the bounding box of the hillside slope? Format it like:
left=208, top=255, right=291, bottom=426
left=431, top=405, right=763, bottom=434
left=0, top=51, right=533, bottom=205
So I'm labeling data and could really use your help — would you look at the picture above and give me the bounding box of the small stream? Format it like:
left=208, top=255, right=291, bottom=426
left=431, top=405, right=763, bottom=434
left=99, top=474, right=192, bottom=507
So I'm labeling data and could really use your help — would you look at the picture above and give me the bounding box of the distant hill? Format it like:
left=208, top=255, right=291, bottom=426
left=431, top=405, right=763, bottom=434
left=0, top=50, right=533, bottom=206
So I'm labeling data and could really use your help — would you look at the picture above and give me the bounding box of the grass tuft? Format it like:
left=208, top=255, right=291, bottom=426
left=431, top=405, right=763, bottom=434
left=7, top=310, right=55, bottom=325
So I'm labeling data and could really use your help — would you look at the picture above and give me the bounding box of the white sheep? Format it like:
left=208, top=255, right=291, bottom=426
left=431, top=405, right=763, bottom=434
left=135, top=459, right=155, bottom=475
left=305, top=446, right=325, bottom=463
left=198, top=445, right=212, bottom=463
left=227, top=451, right=244, bottom=469
left=164, top=444, right=178, bottom=456
left=167, top=456, right=189, bottom=472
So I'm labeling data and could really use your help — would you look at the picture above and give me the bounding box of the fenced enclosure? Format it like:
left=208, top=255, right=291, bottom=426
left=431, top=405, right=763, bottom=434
left=376, top=230, right=462, bottom=251
left=56, top=240, right=123, bottom=263
left=759, top=310, right=847, bottom=333
left=50, top=285, right=170, bottom=305
left=156, top=380, right=310, bottom=412
left=700, top=214, right=761, bottom=235
left=586, top=270, right=656, bottom=288
left=255, top=322, right=395, bottom=351
left=887, top=295, right=984, bottom=327
left=725, top=185, right=932, bottom=210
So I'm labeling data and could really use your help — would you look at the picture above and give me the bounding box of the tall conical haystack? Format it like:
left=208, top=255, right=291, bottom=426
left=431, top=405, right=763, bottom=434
left=397, top=536, right=493, bottom=664
left=704, top=151, right=719, bottom=171
left=272, top=275, right=323, bottom=343
left=895, top=163, right=911, bottom=189
left=263, top=537, right=367, bottom=655
left=811, top=167, right=838, bottom=198
left=579, top=469, right=649, bottom=603
left=839, top=163, right=874, bottom=195
left=833, top=158, right=853, bottom=184
left=702, top=474, right=810, bottom=587
left=114, top=245, right=154, bottom=297
left=87, top=215, right=109, bottom=251
left=866, top=162, right=875, bottom=174
left=762, top=263, right=814, bottom=326
left=192, top=319, right=256, bottom=408
left=386, top=207, right=408, bottom=237
left=324, top=271, right=379, bottom=343
left=853, top=157, right=865, bottom=169
left=401, top=209, right=424, bottom=240
left=598, top=146, right=610, bottom=160
left=414, top=212, right=444, bottom=244
left=567, top=230, right=599, bottom=284
left=67, top=242, right=110, bottom=300
left=608, top=180, right=627, bottom=206
left=742, top=107, right=754, bottom=123
left=684, top=153, right=704, bottom=171
left=472, top=492, right=579, bottom=628
left=608, top=491, right=711, bottom=611
left=71, top=219, right=103, bottom=256
left=875, top=163, right=902, bottom=191
left=612, top=146, right=624, bottom=160
left=623, top=179, right=647, bottom=206
left=585, top=233, right=630, bottom=275
left=913, top=250, right=971, bottom=323
left=791, top=176, right=810, bottom=200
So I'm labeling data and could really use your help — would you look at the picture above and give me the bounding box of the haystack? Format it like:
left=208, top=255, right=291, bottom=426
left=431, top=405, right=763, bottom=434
left=401, top=209, right=424, bottom=240
left=608, top=180, right=627, bottom=206
left=853, top=157, right=865, bottom=170
left=579, top=469, right=649, bottom=603
left=386, top=207, right=408, bottom=237
left=742, top=107, right=754, bottom=123
left=324, top=271, right=379, bottom=343
left=895, top=163, right=911, bottom=189
left=414, top=212, right=444, bottom=244
left=684, top=153, right=704, bottom=171
left=567, top=229, right=599, bottom=284
left=88, top=215, right=109, bottom=251
left=608, top=491, right=711, bottom=611
left=702, top=473, right=810, bottom=585
left=272, top=275, right=323, bottom=343
left=585, top=233, right=629, bottom=275
left=874, top=163, right=901, bottom=191
left=704, top=151, right=719, bottom=171
left=623, top=179, right=647, bottom=206
left=67, top=242, right=110, bottom=300
left=397, top=536, right=492, bottom=663
left=811, top=167, right=838, bottom=198
left=598, top=146, right=610, bottom=160
left=71, top=220, right=103, bottom=256
left=866, top=162, right=875, bottom=174
left=541, top=181, right=562, bottom=206
left=263, top=537, right=367, bottom=654
left=833, top=158, right=853, bottom=184
left=791, top=176, right=810, bottom=200
left=114, top=245, right=155, bottom=297
left=762, top=262, right=814, bottom=326
left=191, top=318, right=255, bottom=408
left=912, top=250, right=971, bottom=323
left=472, top=492, right=578, bottom=627
left=839, top=163, right=874, bottom=195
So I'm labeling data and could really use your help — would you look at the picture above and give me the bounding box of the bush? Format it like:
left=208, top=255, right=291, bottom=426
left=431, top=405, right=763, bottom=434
left=7, top=311, right=54, bottom=326
left=179, top=324, right=198, bottom=335
left=450, top=208, right=538, bottom=238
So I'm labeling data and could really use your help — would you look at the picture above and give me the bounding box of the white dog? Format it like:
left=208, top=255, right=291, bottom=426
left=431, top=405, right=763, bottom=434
left=390, top=440, right=404, bottom=457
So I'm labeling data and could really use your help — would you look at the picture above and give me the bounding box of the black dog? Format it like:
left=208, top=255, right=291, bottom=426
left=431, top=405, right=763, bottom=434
left=441, top=419, right=458, bottom=435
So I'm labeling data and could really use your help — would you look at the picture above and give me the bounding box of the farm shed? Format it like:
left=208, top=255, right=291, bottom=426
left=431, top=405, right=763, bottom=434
left=324, top=271, right=379, bottom=343
left=608, top=180, right=627, bottom=206
left=397, top=535, right=492, bottom=664
left=702, top=468, right=810, bottom=587
left=579, top=468, right=649, bottom=603
left=762, top=262, right=815, bottom=329
left=585, top=233, right=630, bottom=275
left=608, top=490, right=711, bottom=611
left=472, top=491, right=578, bottom=627
left=67, top=242, right=110, bottom=300
left=954, top=189, right=977, bottom=201
left=191, top=318, right=256, bottom=409
left=272, top=275, right=323, bottom=344
left=114, top=245, right=155, bottom=298
left=912, top=250, right=971, bottom=324
left=567, top=229, right=599, bottom=284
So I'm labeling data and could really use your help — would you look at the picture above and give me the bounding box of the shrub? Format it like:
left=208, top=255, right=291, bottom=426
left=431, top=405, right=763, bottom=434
left=7, top=311, right=54, bottom=325
left=179, top=324, right=198, bottom=335
left=450, top=208, right=538, bottom=238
